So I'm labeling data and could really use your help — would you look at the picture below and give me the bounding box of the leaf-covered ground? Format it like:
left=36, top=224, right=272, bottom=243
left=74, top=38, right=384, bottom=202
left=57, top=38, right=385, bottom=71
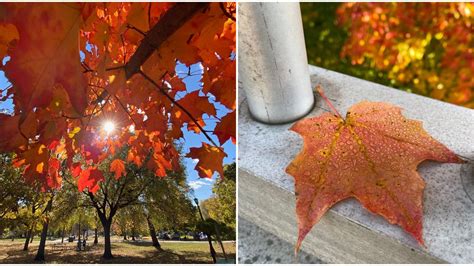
left=0, top=237, right=235, bottom=264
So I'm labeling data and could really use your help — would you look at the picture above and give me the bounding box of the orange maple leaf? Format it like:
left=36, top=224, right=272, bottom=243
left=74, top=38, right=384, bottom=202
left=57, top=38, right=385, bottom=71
left=2, top=3, right=88, bottom=114
left=188, top=142, right=227, bottom=178
left=0, top=23, right=19, bottom=60
left=286, top=95, right=463, bottom=252
left=109, top=159, right=126, bottom=179
left=214, top=110, right=236, bottom=145
left=78, top=168, right=104, bottom=193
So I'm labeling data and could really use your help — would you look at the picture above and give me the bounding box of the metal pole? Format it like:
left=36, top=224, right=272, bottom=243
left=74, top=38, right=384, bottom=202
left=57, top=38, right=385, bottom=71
left=213, top=223, right=228, bottom=260
left=194, top=198, right=217, bottom=263
left=239, top=2, right=314, bottom=124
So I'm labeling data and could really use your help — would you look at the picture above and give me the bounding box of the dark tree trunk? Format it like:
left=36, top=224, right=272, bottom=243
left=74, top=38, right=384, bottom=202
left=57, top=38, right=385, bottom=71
left=94, top=228, right=98, bottom=245
left=123, top=234, right=127, bottom=240
left=147, top=217, right=160, bottom=249
left=34, top=220, right=49, bottom=261
left=131, top=228, right=136, bottom=241
left=34, top=196, right=53, bottom=262
left=78, top=223, right=81, bottom=242
left=23, top=228, right=31, bottom=251
left=102, top=220, right=113, bottom=259
left=77, top=223, right=82, bottom=251
left=61, top=227, right=65, bottom=244
left=30, top=234, right=34, bottom=243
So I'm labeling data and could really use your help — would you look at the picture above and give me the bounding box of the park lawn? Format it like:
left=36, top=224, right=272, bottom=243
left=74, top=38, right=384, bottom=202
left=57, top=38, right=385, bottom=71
left=0, top=237, right=236, bottom=264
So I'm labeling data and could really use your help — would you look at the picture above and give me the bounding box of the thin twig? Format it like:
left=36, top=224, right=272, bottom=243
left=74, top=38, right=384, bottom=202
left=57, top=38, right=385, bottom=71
left=126, top=24, right=147, bottom=37
left=113, top=94, right=140, bottom=129
left=219, top=2, right=236, bottom=22
left=138, top=70, right=221, bottom=149
left=148, top=3, right=152, bottom=29
left=62, top=95, right=110, bottom=120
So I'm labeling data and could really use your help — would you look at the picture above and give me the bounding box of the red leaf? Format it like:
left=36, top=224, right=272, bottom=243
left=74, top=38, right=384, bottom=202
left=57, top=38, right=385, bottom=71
left=2, top=3, right=88, bottom=113
left=71, top=162, right=82, bottom=178
left=214, top=110, right=236, bottom=145
left=188, top=142, right=226, bottom=178
left=78, top=168, right=104, bottom=193
left=110, top=159, right=126, bottom=179
left=286, top=100, right=463, bottom=251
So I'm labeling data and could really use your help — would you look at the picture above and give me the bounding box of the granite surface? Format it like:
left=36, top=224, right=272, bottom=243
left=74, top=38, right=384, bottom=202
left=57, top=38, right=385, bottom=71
left=238, top=65, right=474, bottom=263
left=238, top=218, right=324, bottom=264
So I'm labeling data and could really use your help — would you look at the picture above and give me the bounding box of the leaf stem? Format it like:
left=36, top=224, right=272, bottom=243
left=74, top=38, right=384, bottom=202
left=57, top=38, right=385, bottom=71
left=316, top=85, right=342, bottom=118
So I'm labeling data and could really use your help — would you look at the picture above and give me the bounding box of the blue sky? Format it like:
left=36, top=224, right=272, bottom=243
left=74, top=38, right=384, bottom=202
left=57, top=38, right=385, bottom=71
left=0, top=57, right=235, bottom=202
left=174, top=62, right=235, bottom=202
left=0, top=57, right=13, bottom=112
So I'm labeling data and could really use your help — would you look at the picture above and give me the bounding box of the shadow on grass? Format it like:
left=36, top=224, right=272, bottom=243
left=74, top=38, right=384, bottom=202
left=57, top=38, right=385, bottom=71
left=0, top=240, right=234, bottom=264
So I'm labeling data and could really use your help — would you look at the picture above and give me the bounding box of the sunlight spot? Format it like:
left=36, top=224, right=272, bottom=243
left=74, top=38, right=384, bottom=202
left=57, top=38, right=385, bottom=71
left=103, top=120, right=116, bottom=135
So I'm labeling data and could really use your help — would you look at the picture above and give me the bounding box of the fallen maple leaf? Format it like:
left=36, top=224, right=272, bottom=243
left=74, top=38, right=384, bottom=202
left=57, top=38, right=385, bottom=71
left=286, top=86, right=463, bottom=252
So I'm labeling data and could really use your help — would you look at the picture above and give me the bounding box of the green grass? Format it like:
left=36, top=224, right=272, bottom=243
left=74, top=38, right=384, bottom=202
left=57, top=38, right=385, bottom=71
left=0, top=236, right=236, bottom=264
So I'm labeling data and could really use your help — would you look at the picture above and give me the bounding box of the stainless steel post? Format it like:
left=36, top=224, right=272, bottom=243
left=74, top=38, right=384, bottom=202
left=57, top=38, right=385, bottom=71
left=239, top=2, right=314, bottom=124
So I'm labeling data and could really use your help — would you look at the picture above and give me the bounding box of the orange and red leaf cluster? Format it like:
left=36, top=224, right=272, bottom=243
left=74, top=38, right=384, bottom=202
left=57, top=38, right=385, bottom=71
left=0, top=2, right=236, bottom=191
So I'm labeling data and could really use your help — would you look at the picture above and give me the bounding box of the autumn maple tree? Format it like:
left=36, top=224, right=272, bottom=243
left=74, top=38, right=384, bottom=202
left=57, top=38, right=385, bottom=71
left=337, top=3, right=473, bottom=108
left=0, top=2, right=235, bottom=191
left=0, top=3, right=235, bottom=261
left=286, top=86, right=463, bottom=252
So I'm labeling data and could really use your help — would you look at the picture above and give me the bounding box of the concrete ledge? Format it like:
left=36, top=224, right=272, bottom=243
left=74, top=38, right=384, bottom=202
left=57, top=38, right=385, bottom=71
left=238, top=65, right=474, bottom=263
left=238, top=217, right=323, bottom=264
left=239, top=170, right=444, bottom=263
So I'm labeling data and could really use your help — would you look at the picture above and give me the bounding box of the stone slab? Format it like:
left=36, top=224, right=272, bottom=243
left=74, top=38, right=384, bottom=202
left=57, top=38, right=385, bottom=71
left=238, top=65, right=474, bottom=263
left=238, top=217, right=324, bottom=264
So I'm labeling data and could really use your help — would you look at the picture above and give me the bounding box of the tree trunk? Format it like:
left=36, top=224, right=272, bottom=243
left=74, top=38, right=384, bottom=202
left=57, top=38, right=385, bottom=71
left=23, top=228, right=31, bottom=251
left=30, top=234, right=34, bottom=243
left=123, top=234, right=127, bottom=240
left=214, top=223, right=228, bottom=260
left=77, top=223, right=82, bottom=251
left=34, top=196, right=53, bottom=262
left=102, top=220, right=113, bottom=259
left=61, top=227, right=65, bottom=244
left=34, top=220, right=49, bottom=261
left=131, top=228, right=136, bottom=241
left=147, top=217, right=160, bottom=249
left=94, top=228, right=98, bottom=245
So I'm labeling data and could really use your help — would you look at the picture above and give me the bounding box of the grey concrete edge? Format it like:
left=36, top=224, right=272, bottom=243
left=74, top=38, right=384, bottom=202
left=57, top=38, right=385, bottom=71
left=238, top=168, right=446, bottom=264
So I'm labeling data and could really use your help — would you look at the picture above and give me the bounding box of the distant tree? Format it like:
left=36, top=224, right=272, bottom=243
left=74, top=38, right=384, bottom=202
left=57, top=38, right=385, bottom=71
left=0, top=153, right=50, bottom=251
left=201, top=163, right=236, bottom=231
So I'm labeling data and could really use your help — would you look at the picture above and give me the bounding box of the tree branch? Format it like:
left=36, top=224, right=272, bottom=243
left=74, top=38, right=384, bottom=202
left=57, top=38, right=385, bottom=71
left=94, top=3, right=209, bottom=102
left=219, top=2, right=236, bottom=22
left=125, top=3, right=209, bottom=79
left=139, top=70, right=221, bottom=148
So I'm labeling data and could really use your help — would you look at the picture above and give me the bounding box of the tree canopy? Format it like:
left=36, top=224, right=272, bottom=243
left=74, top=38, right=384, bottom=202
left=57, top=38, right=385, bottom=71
left=0, top=2, right=236, bottom=192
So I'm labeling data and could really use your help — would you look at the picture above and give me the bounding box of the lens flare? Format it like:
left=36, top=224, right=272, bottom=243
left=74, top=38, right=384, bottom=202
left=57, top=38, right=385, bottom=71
left=103, top=120, right=115, bottom=135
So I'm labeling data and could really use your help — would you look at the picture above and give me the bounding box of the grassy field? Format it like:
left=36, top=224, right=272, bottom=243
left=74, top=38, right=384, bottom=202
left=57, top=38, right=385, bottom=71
left=0, top=236, right=236, bottom=264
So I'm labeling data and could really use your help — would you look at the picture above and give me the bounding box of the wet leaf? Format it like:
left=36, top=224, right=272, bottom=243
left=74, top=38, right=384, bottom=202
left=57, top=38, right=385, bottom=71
left=286, top=100, right=463, bottom=251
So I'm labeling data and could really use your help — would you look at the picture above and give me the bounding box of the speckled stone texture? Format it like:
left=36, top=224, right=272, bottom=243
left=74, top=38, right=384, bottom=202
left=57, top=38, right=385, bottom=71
left=238, top=218, right=324, bottom=264
left=238, top=65, right=474, bottom=263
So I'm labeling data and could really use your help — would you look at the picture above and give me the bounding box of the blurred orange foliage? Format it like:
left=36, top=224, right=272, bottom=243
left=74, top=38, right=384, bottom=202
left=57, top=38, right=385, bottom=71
left=337, top=3, right=473, bottom=108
